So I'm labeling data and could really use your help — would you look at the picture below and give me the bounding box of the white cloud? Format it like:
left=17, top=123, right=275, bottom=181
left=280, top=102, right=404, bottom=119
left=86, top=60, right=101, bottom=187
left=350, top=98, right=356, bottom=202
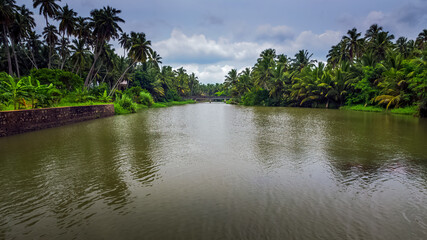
left=154, top=28, right=341, bottom=84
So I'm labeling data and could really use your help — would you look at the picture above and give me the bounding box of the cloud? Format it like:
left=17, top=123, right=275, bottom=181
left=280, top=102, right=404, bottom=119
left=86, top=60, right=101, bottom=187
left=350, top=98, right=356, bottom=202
left=154, top=28, right=341, bottom=83
left=255, top=24, right=295, bottom=42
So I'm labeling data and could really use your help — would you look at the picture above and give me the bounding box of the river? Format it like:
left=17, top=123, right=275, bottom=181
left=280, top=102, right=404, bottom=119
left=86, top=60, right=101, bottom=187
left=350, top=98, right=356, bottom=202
left=1, top=103, right=426, bottom=239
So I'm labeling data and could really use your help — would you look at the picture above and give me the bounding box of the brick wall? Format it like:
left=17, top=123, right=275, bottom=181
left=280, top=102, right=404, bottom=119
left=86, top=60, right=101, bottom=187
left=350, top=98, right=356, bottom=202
left=0, top=104, right=115, bottom=137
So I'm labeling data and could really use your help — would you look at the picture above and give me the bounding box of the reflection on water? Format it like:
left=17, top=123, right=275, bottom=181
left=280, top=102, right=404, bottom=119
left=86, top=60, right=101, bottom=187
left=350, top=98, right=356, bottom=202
left=0, top=103, right=426, bottom=239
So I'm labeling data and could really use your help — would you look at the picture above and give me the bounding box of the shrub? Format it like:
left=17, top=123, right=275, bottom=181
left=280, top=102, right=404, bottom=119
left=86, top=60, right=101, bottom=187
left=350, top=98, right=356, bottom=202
left=30, top=68, right=83, bottom=91
left=114, top=94, right=137, bottom=114
left=139, top=91, right=154, bottom=106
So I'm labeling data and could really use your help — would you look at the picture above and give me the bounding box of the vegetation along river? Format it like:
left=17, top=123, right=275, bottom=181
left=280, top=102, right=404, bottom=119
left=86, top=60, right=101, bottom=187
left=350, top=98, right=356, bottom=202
left=1, top=103, right=427, bottom=239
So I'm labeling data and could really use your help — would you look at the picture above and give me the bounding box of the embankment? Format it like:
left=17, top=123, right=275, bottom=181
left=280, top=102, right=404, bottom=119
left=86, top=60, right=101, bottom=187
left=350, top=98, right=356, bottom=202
left=0, top=104, right=114, bottom=137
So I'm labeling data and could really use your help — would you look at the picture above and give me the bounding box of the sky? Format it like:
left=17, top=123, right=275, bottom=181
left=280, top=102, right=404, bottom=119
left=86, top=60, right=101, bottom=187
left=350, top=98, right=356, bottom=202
left=21, top=0, right=427, bottom=84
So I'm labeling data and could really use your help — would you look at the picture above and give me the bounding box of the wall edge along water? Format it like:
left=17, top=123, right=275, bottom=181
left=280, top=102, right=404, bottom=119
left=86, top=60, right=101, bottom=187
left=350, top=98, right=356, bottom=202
left=0, top=104, right=115, bottom=137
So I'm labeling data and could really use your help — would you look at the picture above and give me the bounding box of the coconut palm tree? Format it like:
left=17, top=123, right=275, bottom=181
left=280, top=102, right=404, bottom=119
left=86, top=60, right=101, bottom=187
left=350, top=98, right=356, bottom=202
left=56, top=4, right=77, bottom=69
left=9, top=5, right=35, bottom=77
left=224, top=69, right=238, bottom=89
left=365, top=24, right=383, bottom=42
left=42, top=24, right=58, bottom=69
left=85, top=6, right=124, bottom=87
left=119, top=32, right=130, bottom=56
left=416, top=29, right=427, bottom=50
left=32, top=0, right=61, bottom=27
left=110, top=31, right=152, bottom=95
left=0, top=0, right=16, bottom=75
left=342, top=27, right=363, bottom=61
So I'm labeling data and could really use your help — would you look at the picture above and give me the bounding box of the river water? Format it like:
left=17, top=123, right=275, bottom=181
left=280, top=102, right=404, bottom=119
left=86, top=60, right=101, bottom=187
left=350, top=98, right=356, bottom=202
left=1, top=103, right=426, bottom=239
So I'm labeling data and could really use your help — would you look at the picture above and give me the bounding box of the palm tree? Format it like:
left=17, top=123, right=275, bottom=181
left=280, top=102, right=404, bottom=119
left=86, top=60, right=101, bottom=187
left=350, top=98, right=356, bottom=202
left=56, top=4, right=76, bottom=69
left=0, top=0, right=16, bottom=75
left=119, top=32, right=130, bottom=55
left=342, top=27, right=363, bottom=61
left=110, top=31, right=152, bottom=95
left=70, top=39, right=89, bottom=74
left=371, top=31, right=394, bottom=61
left=292, top=49, right=316, bottom=71
left=149, top=49, right=162, bottom=69
left=365, top=24, right=383, bottom=41
left=32, top=0, right=61, bottom=27
left=9, top=5, right=35, bottom=78
left=42, top=24, right=58, bottom=69
left=224, top=69, right=238, bottom=89
left=416, top=29, right=427, bottom=50
left=85, top=6, right=124, bottom=88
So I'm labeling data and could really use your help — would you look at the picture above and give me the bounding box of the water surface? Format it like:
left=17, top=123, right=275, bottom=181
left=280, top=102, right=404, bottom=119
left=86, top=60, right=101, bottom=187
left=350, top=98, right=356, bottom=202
left=1, top=103, right=427, bottom=239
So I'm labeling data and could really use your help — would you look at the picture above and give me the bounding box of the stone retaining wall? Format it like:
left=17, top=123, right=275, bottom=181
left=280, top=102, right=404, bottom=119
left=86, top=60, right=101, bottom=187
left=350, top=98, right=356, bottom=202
left=0, top=104, right=115, bottom=137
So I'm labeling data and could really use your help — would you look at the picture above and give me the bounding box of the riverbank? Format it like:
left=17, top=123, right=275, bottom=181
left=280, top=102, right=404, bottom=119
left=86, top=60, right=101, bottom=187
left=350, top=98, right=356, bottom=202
left=340, top=105, right=418, bottom=116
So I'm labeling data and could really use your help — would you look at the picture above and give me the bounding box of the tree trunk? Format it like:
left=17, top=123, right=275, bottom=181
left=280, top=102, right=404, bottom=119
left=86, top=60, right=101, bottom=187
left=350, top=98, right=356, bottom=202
left=3, top=25, right=13, bottom=75
left=60, top=32, right=66, bottom=70
left=23, top=48, right=38, bottom=69
left=30, top=44, right=38, bottom=69
left=89, top=63, right=103, bottom=86
left=84, top=46, right=103, bottom=88
left=10, top=39, right=20, bottom=79
left=109, top=61, right=136, bottom=96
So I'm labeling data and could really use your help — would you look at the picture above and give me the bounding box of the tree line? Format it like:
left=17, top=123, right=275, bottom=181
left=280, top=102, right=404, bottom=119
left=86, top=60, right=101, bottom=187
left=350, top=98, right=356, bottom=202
left=1, top=0, right=219, bottom=112
left=224, top=25, right=427, bottom=117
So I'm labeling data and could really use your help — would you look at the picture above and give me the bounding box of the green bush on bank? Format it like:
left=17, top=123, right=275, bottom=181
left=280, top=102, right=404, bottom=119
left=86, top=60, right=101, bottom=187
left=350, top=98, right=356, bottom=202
left=114, top=94, right=137, bottom=115
left=139, top=91, right=154, bottom=107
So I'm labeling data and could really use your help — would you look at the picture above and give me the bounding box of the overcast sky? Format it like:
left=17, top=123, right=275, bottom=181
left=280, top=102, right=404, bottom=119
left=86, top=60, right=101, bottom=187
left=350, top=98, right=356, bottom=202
left=21, top=0, right=427, bottom=84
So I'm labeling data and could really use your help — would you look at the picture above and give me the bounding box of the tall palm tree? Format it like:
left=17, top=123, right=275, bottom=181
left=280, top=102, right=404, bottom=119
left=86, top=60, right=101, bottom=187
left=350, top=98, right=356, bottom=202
left=149, top=49, right=162, bottom=69
left=365, top=24, right=383, bottom=41
left=42, top=24, right=58, bottom=69
left=0, top=0, right=16, bottom=75
left=56, top=4, right=76, bottom=69
left=70, top=39, right=89, bottom=74
left=371, top=31, right=394, bottom=61
left=9, top=5, right=35, bottom=77
left=292, top=49, right=316, bottom=71
left=342, top=27, right=363, bottom=61
left=224, top=69, right=238, bottom=89
left=416, top=29, right=427, bottom=50
left=110, top=31, right=152, bottom=95
left=119, top=32, right=130, bottom=56
left=85, top=6, right=124, bottom=87
left=32, top=0, right=61, bottom=27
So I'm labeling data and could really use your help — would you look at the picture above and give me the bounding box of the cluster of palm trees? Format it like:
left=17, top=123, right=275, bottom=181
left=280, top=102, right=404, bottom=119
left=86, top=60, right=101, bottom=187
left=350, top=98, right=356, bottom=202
left=224, top=25, right=427, bottom=112
left=1, top=0, right=211, bottom=101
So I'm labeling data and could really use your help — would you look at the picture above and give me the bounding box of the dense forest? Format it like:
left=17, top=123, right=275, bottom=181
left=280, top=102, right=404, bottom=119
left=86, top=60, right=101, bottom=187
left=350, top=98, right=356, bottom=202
left=0, top=0, right=225, bottom=113
left=223, top=25, right=427, bottom=117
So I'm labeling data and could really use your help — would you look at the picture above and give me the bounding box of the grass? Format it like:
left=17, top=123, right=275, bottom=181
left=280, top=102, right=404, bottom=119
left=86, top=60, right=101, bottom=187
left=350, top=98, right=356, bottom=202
left=340, top=105, right=384, bottom=112
left=341, top=104, right=418, bottom=116
left=390, top=106, right=418, bottom=115
left=0, top=101, right=111, bottom=111
left=150, top=100, right=196, bottom=108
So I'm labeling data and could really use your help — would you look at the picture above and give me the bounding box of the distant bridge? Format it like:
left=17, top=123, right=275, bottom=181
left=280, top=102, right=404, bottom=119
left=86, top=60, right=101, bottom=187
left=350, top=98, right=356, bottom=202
left=184, top=96, right=231, bottom=102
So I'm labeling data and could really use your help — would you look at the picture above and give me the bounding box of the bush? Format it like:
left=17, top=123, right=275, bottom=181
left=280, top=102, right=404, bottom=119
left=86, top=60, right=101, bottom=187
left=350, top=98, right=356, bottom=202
left=114, top=94, right=137, bottom=114
left=241, top=88, right=269, bottom=106
left=165, top=89, right=181, bottom=102
left=139, top=91, right=154, bottom=106
left=30, top=68, right=83, bottom=91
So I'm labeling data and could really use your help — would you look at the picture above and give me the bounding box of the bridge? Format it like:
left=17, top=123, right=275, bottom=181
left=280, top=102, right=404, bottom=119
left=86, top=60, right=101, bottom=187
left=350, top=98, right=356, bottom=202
left=183, top=96, right=231, bottom=102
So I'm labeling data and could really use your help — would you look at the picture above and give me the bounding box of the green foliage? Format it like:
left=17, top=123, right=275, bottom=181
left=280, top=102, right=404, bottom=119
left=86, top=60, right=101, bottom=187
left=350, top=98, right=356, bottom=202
left=241, top=88, right=270, bottom=106
left=340, top=105, right=384, bottom=112
left=114, top=94, right=137, bottom=114
left=139, top=91, right=154, bottom=106
left=30, top=68, right=83, bottom=91
left=164, top=89, right=182, bottom=102
left=98, top=90, right=112, bottom=103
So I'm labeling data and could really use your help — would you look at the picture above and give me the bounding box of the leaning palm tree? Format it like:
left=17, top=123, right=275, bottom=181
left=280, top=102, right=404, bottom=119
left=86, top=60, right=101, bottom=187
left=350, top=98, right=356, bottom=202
left=42, top=24, right=59, bottom=69
left=110, top=31, right=152, bottom=95
left=0, top=0, right=17, bottom=75
left=85, top=6, right=124, bottom=88
left=32, top=0, right=61, bottom=27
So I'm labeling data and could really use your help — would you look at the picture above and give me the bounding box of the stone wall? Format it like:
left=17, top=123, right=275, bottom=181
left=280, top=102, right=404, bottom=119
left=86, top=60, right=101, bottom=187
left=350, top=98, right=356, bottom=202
left=0, top=104, right=115, bottom=137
